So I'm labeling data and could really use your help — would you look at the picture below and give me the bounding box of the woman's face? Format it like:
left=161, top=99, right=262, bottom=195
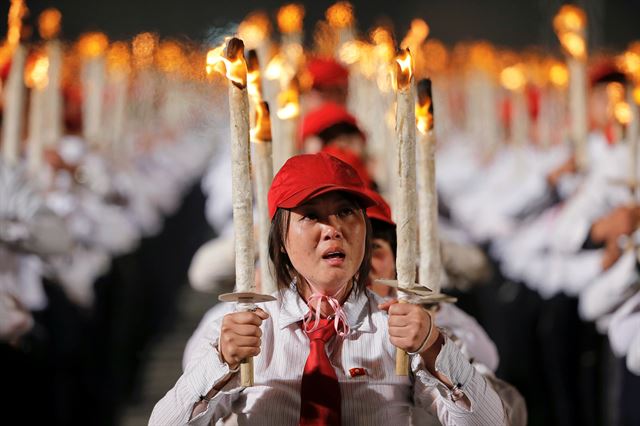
left=367, top=238, right=396, bottom=298
left=285, top=192, right=366, bottom=294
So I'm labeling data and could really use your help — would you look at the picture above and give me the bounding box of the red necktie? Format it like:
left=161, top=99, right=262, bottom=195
left=299, top=317, right=342, bottom=426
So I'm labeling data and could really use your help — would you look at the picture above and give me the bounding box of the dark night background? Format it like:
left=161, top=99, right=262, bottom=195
left=1, top=0, right=640, bottom=51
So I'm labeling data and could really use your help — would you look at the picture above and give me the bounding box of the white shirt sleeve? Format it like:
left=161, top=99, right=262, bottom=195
left=411, top=337, right=507, bottom=425
left=149, top=316, right=243, bottom=425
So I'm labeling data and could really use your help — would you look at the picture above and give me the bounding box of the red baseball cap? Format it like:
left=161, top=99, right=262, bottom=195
left=321, top=145, right=373, bottom=189
left=306, top=57, right=349, bottom=89
left=364, top=189, right=395, bottom=227
left=268, top=152, right=377, bottom=219
left=299, top=102, right=365, bottom=142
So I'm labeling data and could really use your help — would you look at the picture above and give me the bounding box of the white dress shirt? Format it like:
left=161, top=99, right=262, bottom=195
left=150, top=286, right=506, bottom=425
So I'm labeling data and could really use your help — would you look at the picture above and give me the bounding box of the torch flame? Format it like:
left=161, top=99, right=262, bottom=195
left=394, top=49, right=414, bottom=91
left=400, top=19, right=430, bottom=49
left=7, top=0, right=27, bottom=48
left=614, top=101, right=632, bottom=125
left=107, top=41, right=131, bottom=73
left=206, top=38, right=248, bottom=89
left=500, top=64, right=526, bottom=92
left=422, top=39, right=448, bottom=74
left=157, top=40, right=187, bottom=74
left=277, top=82, right=300, bottom=119
left=549, top=62, right=569, bottom=87
left=558, top=32, right=586, bottom=60
left=251, top=101, right=272, bottom=142
left=264, top=52, right=296, bottom=87
left=24, top=52, right=49, bottom=90
left=277, top=4, right=305, bottom=34
left=132, top=32, right=157, bottom=69
left=326, top=2, right=354, bottom=29
left=618, top=50, right=640, bottom=78
left=415, top=79, right=433, bottom=135
left=607, top=82, right=625, bottom=105
left=371, top=27, right=396, bottom=64
left=77, top=32, right=109, bottom=59
left=238, top=12, right=272, bottom=50
left=38, top=8, right=62, bottom=40
left=553, top=5, right=587, bottom=35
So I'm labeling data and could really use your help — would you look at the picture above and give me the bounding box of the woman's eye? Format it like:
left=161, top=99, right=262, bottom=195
left=338, top=207, right=354, bottom=217
left=302, top=213, right=318, bottom=221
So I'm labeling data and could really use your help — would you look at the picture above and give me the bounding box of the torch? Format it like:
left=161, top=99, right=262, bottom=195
left=415, top=79, right=443, bottom=294
left=1, top=0, right=28, bottom=165
left=38, top=8, right=63, bottom=150
left=106, top=42, right=131, bottom=162
left=554, top=5, right=588, bottom=171
left=209, top=38, right=276, bottom=387
left=246, top=51, right=277, bottom=295
left=277, top=3, right=305, bottom=68
left=499, top=63, right=528, bottom=148
left=274, top=79, right=300, bottom=173
left=1, top=45, right=26, bottom=165
left=24, top=52, right=49, bottom=178
left=251, top=101, right=277, bottom=295
left=77, top=32, right=109, bottom=150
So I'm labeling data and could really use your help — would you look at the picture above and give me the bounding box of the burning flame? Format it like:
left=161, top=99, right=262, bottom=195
left=107, top=41, right=131, bottom=73
left=38, top=8, right=62, bottom=40
left=500, top=64, right=526, bottom=91
left=24, top=52, right=49, bottom=90
left=132, top=32, right=157, bottom=69
left=277, top=82, right=300, bottom=119
left=618, top=50, right=640, bottom=78
left=238, top=12, right=272, bottom=50
left=157, top=40, right=187, bottom=74
left=400, top=19, right=430, bottom=49
left=371, top=27, right=395, bottom=63
left=7, top=0, right=27, bottom=48
left=394, top=49, right=414, bottom=91
left=469, top=42, right=496, bottom=72
left=415, top=79, right=433, bottom=135
left=264, top=52, right=295, bottom=86
left=607, top=82, right=625, bottom=105
left=554, top=5, right=587, bottom=61
left=634, top=85, right=640, bottom=106
left=422, top=39, right=448, bottom=74
left=553, top=5, right=587, bottom=35
left=614, top=101, right=632, bottom=125
left=277, top=4, right=305, bottom=34
left=77, top=32, right=109, bottom=59
left=251, top=101, right=272, bottom=142
left=558, top=32, right=586, bottom=60
left=206, top=38, right=248, bottom=89
left=549, top=62, right=569, bottom=87
left=326, top=2, right=354, bottom=29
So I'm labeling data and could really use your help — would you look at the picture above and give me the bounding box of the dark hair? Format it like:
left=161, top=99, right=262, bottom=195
left=317, top=122, right=362, bottom=144
left=268, top=199, right=372, bottom=294
left=370, top=219, right=397, bottom=258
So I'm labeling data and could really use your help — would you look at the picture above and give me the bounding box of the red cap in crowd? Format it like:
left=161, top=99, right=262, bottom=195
left=364, top=189, right=395, bottom=227
left=321, top=145, right=373, bottom=189
left=300, top=102, right=365, bottom=142
left=306, top=57, right=349, bottom=89
left=268, top=152, right=377, bottom=219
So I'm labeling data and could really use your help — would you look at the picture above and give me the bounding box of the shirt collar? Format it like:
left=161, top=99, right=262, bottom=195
left=277, top=282, right=375, bottom=333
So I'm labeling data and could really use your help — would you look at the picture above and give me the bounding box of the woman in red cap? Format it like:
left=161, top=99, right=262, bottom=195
left=150, top=153, right=507, bottom=425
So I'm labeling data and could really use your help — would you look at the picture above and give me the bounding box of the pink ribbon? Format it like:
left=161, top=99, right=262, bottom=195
left=302, top=282, right=351, bottom=338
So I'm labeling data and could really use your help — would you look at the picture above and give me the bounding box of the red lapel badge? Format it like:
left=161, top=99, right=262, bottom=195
left=349, top=367, right=366, bottom=378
